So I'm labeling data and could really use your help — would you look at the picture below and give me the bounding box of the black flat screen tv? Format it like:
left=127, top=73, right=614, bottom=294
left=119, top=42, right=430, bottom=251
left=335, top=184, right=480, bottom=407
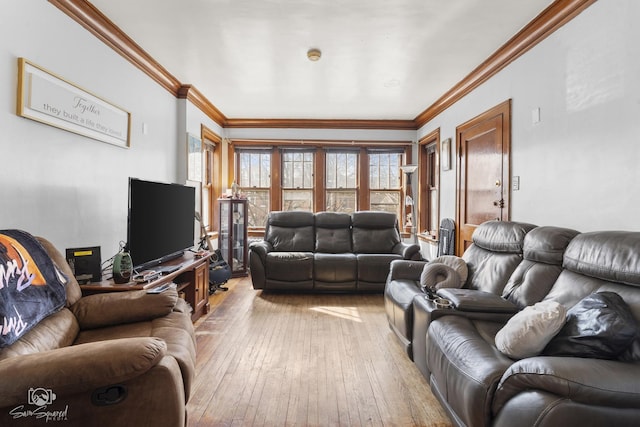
left=126, top=178, right=195, bottom=271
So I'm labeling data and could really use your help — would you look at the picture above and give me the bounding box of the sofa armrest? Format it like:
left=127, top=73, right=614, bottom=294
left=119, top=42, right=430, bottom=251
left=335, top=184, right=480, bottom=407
left=388, top=259, right=428, bottom=281
left=436, top=288, right=519, bottom=314
left=0, top=337, right=166, bottom=407
left=412, top=296, right=514, bottom=379
left=493, top=356, right=640, bottom=415
left=71, top=289, right=178, bottom=329
left=249, top=240, right=273, bottom=264
left=392, top=242, right=422, bottom=260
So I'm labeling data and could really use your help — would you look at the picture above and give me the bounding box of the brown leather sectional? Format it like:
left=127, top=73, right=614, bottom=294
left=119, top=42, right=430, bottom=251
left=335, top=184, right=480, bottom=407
left=385, top=220, right=640, bottom=427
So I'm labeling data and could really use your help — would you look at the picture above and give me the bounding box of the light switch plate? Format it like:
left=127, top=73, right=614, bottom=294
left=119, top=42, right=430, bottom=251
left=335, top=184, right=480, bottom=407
left=512, top=176, right=520, bottom=191
left=532, top=108, right=541, bottom=124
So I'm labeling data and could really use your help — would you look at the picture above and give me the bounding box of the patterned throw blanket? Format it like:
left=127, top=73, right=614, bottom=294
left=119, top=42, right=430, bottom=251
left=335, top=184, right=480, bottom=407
left=0, top=229, right=67, bottom=348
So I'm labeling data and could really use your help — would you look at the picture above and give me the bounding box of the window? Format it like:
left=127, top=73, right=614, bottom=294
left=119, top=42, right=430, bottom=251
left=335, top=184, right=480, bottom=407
left=418, top=131, right=440, bottom=239
left=201, top=126, right=222, bottom=234
left=326, top=151, right=358, bottom=212
left=369, top=151, right=402, bottom=219
left=282, top=150, right=314, bottom=211
left=202, top=142, right=215, bottom=230
left=425, top=144, right=439, bottom=234
left=237, top=150, right=271, bottom=228
left=233, top=141, right=410, bottom=226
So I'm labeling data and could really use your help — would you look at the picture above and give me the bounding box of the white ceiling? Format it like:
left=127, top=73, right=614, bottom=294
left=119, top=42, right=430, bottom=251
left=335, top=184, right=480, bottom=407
left=89, top=0, right=555, bottom=120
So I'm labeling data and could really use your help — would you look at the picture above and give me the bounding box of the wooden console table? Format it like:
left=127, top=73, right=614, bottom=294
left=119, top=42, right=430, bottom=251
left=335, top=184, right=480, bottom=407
left=80, top=252, right=210, bottom=322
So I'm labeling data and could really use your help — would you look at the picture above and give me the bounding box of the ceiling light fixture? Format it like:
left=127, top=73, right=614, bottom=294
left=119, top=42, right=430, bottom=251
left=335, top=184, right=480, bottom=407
left=307, top=48, right=322, bottom=62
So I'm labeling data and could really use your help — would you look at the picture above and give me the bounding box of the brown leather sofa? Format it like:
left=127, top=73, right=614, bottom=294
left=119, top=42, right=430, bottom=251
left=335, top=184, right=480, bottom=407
left=385, top=221, right=640, bottom=426
left=0, top=236, right=196, bottom=427
left=249, top=210, right=421, bottom=292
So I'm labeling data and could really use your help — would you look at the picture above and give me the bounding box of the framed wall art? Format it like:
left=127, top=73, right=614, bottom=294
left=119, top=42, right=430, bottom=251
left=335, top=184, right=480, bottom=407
left=441, top=138, right=451, bottom=171
left=17, top=58, right=131, bottom=148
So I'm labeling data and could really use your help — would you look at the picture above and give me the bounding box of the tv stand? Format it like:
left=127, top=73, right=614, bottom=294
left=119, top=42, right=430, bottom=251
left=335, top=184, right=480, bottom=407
left=81, top=252, right=210, bottom=322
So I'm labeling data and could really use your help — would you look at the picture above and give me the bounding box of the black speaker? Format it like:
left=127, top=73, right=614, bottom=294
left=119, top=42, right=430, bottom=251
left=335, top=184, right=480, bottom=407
left=66, top=246, right=101, bottom=284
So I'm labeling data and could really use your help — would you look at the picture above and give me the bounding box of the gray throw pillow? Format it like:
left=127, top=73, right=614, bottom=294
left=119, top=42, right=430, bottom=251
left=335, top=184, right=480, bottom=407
left=420, top=263, right=462, bottom=291
left=430, top=255, right=468, bottom=285
left=495, top=300, right=567, bottom=359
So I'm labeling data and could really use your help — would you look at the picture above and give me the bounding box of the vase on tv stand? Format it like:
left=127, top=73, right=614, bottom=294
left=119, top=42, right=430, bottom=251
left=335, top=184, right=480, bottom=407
left=112, top=250, right=132, bottom=284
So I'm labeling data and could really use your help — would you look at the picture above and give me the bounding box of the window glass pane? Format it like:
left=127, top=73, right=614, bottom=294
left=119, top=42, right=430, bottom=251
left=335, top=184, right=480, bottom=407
left=238, top=151, right=271, bottom=228
left=282, top=153, right=293, bottom=187
left=326, top=154, right=336, bottom=188
left=240, top=154, right=250, bottom=186
left=326, top=190, right=357, bottom=213
left=239, top=152, right=271, bottom=188
left=282, top=190, right=313, bottom=211
left=282, top=151, right=313, bottom=189
left=250, top=155, right=260, bottom=186
left=370, top=190, right=401, bottom=221
left=326, top=152, right=357, bottom=189
left=260, top=154, right=270, bottom=187
left=244, top=189, right=270, bottom=228
left=429, top=188, right=438, bottom=233
left=347, top=154, right=357, bottom=187
left=336, top=153, right=346, bottom=188
left=369, top=155, right=380, bottom=188
left=369, top=152, right=401, bottom=189
left=379, top=154, right=389, bottom=188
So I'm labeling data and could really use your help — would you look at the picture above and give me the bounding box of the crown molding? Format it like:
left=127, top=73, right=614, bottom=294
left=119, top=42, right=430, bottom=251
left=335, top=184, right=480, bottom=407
left=224, top=118, right=417, bottom=130
left=414, top=0, right=597, bottom=127
left=50, top=0, right=595, bottom=132
left=178, top=85, right=228, bottom=126
left=49, top=0, right=181, bottom=96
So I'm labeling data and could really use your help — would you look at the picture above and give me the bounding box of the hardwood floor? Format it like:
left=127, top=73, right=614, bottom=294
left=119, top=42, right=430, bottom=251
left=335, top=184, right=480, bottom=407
left=187, top=277, right=452, bottom=427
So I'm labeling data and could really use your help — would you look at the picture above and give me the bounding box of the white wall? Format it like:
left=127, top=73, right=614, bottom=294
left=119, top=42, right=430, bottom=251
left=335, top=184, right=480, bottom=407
left=419, top=0, right=640, bottom=232
left=0, top=0, right=182, bottom=256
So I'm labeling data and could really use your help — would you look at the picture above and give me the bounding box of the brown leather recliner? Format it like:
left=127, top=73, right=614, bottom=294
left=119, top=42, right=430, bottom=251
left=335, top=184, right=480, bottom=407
left=0, top=236, right=196, bottom=427
left=384, top=221, right=538, bottom=360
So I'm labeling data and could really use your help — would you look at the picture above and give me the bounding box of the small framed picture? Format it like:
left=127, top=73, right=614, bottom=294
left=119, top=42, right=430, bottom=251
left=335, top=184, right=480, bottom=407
left=441, top=138, right=451, bottom=171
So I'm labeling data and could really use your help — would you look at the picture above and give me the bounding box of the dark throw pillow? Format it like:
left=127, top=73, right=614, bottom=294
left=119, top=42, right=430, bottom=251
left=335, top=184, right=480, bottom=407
left=543, top=291, right=638, bottom=359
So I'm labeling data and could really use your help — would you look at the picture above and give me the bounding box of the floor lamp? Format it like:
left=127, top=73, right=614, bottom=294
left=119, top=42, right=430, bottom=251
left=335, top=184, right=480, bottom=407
left=400, top=164, right=418, bottom=243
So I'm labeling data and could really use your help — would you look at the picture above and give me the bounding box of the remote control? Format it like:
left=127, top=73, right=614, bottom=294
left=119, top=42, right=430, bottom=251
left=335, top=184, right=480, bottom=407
left=146, top=282, right=176, bottom=294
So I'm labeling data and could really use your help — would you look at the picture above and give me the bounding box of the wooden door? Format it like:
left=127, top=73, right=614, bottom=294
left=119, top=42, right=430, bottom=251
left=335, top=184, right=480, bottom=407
left=456, top=100, right=511, bottom=255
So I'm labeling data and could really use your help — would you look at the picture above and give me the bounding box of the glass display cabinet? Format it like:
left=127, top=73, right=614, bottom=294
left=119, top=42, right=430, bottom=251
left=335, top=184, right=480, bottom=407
left=218, top=198, right=248, bottom=277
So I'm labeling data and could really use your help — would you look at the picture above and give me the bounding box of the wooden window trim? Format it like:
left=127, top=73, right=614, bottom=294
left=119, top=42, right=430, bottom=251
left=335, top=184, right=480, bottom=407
left=231, top=140, right=412, bottom=225
left=201, top=125, right=222, bottom=232
left=418, top=128, right=440, bottom=240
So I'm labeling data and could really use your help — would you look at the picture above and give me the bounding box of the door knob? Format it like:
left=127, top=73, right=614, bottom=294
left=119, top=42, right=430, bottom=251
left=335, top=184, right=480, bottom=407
left=495, top=180, right=501, bottom=187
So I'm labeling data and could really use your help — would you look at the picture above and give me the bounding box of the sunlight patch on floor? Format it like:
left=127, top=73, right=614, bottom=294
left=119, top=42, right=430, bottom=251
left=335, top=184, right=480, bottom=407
left=310, top=306, right=362, bottom=322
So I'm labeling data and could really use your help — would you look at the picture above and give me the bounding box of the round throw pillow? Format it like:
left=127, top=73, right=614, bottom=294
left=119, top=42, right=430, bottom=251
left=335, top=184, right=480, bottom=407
left=495, top=300, right=567, bottom=359
left=543, top=291, right=638, bottom=359
left=420, top=263, right=461, bottom=291
left=430, top=255, right=468, bottom=285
